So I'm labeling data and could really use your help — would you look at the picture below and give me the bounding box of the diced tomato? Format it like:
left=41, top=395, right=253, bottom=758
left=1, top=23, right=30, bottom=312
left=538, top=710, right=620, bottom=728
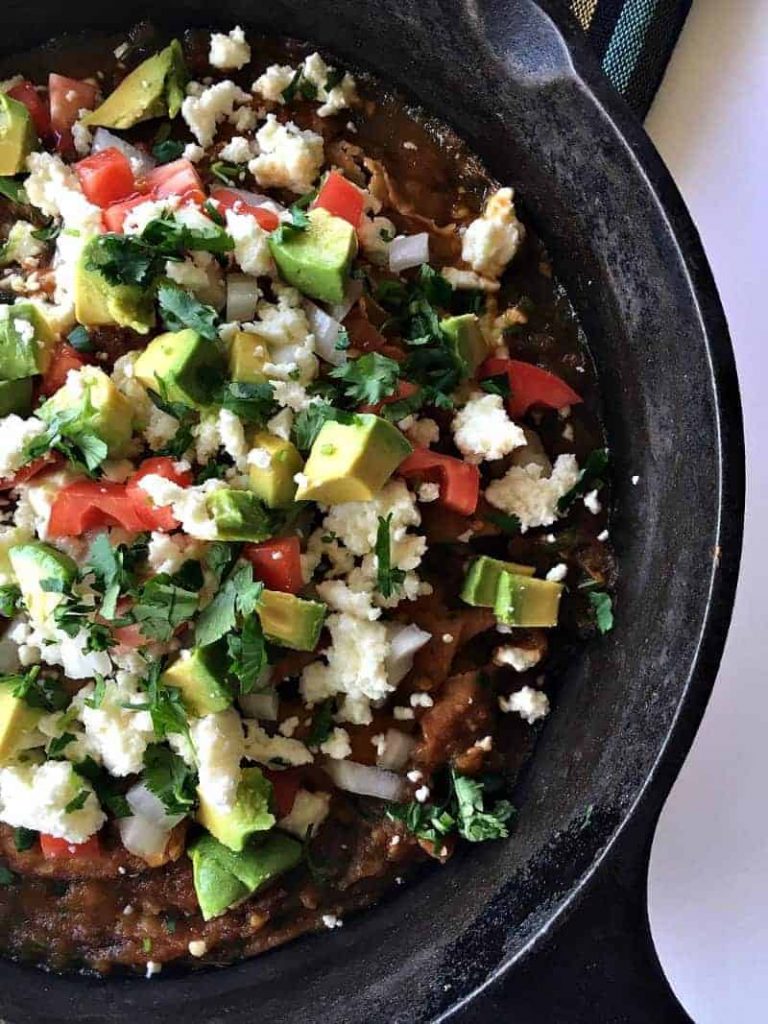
left=48, top=480, right=148, bottom=537
left=7, top=80, right=50, bottom=138
left=101, top=193, right=146, bottom=233
left=75, top=148, right=136, bottom=208
left=48, top=74, right=99, bottom=153
left=314, top=171, right=364, bottom=227
left=478, top=357, right=582, bottom=420
left=243, top=537, right=303, bottom=594
left=0, top=453, right=63, bottom=491
left=211, top=188, right=280, bottom=232
left=263, top=768, right=303, bottom=819
left=40, top=833, right=101, bottom=859
left=126, top=457, right=193, bottom=532
left=141, top=159, right=205, bottom=204
left=111, top=622, right=149, bottom=649
left=359, top=380, right=419, bottom=415
left=398, top=448, right=480, bottom=516
left=39, top=342, right=90, bottom=398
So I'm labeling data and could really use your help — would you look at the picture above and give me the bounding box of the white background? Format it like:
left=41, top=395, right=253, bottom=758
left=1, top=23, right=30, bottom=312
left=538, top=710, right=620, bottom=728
left=645, top=0, right=767, bottom=1021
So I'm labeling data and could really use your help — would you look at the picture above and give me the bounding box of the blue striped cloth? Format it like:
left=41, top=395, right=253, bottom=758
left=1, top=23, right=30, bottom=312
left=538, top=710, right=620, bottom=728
left=569, top=0, right=692, bottom=116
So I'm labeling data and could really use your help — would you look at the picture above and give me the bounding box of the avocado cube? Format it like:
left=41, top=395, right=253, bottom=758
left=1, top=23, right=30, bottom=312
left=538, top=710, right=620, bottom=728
left=494, top=572, right=563, bottom=628
left=0, top=681, right=43, bottom=764
left=39, top=365, right=134, bottom=457
left=257, top=591, right=325, bottom=652
left=228, top=330, right=268, bottom=384
left=296, top=413, right=412, bottom=505
left=0, top=525, right=32, bottom=586
left=0, top=378, right=33, bottom=417
left=188, top=831, right=302, bottom=921
left=0, top=93, right=37, bottom=176
left=461, top=555, right=536, bottom=608
left=207, top=490, right=274, bottom=543
left=134, top=329, right=224, bottom=409
left=248, top=431, right=304, bottom=508
left=440, top=314, right=490, bottom=377
left=197, top=767, right=275, bottom=852
left=74, top=243, right=156, bottom=335
left=161, top=643, right=233, bottom=717
left=9, top=541, right=77, bottom=625
left=0, top=303, right=55, bottom=380
left=269, top=208, right=357, bottom=304
left=82, top=40, right=186, bottom=129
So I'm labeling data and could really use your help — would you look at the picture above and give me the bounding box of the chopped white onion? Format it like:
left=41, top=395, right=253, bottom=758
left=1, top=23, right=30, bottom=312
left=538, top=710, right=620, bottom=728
left=91, top=127, right=155, bottom=178
left=303, top=300, right=346, bottom=366
left=119, top=783, right=183, bottom=861
left=226, top=273, right=260, bottom=322
left=385, top=622, right=431, bottom=686
left=211, top=186, right=284, bottom=217
left=376, top=729, right=415, bottom=771
left=389, top=233, right=430, bottom=274
left=328, top=278, right=363, bottom=322
left=325, top=760, right=406, bottom=801
left=238, top=690, right=279, bottom=721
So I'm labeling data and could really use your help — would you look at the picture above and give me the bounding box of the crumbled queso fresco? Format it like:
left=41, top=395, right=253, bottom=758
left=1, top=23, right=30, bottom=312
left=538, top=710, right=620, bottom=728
left=0, top=24, right=614, bottom=974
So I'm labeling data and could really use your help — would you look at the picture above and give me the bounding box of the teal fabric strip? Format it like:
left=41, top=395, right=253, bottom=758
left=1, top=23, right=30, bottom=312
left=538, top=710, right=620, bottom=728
left=601, top=0, right=662, bottom=94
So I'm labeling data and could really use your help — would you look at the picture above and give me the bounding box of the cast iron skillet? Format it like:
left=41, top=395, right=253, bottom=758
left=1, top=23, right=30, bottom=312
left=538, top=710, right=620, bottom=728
left=0, top=1, right=745, bottom=1021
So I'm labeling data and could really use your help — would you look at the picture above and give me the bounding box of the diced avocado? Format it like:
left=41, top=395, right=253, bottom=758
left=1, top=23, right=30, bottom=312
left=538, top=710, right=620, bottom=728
left=133, top=329, right=224, bottom=409
left=82, top=40, right=186, bottom=130
left=161, top=644, right=233, bottom=717
left=296, top=413, right=412, bottom=504
left=0, top=303, right=55, bottom=379
left=0, top=525, right=32, bottom=586
left=228, top=330, right=268, bottom=384
left=440, top=314, right=489, bottom=376
left=269, top=208, right=357, bottom=304
left=198, top=767, right=275, bottom=852
left=494, top=572, right=563, bottom=628
left=74, top=240, right=155, bottom=334
left=0, top=378, right=33, bottom=416
left=257, top=591, right=325, bottom=651
left=39, top=364, right=134, bottom=457
left=207, top=490, right=273, bottom=543
left=0, top=222, right=46, bottom=268
left=248, top=431, right=303, bottom=508
left=0, top=680, right=43, bottom=764
left=0, top=93, right=37, bottom=176
left=9, top=541, right=77, bottom=624
left=188, top=831, right=302, bottom=921
left=461, top=555, right=536, bottom=608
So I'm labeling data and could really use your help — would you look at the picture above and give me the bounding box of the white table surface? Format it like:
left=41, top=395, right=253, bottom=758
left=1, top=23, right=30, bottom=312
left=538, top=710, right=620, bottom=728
left=644, top=1, right=767, bottom=1021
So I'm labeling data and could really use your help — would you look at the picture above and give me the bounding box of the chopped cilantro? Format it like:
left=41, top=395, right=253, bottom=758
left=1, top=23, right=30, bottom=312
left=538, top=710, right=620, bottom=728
left=307, top=699, right=334, bottom=747
left=0, top=864, right=16, bottom=886
left=0, top=178, right=28, bottom=204
left=281, top=67, right=317, bottom=103
left=12, top=827, right=37, bottom=852
left=67, top=324, right=93, bottom=353
left=479, top=374, right=511, bottom=398
left=0, top=585, right=19, bottom=617
left=152, top=138, right=185, bottom=164
left=213, top=380, right=278, bottom=424
left=387, top=769, right=514, bottom=845
left=226, top=615, right=268, bottom=694
left=31, top=219, right=61, bottom=243
left=588, top=590, right=614, bottom=634
left=210, top=160, right=244, bottom=186
left=8, top=667, right=69, bottom=713
left=131, top=574, right=199, bottom=642
left=64, top=789, right=89, bottom=814
left=329, top=352, right=401, bottom=405
left=47, top=732, right=76, bottom=758
left=83, top=674, right=106, bottom=710
left=157, top=282, right=219, bottom=341
left=375, top=514, right=406, bottom=598
left=557, top=448, right=609, bottom=513
left=74, top=757, right=131, bottom=818
left=85, top=233, right=159, bottom=288
left=143, top=743, right=197, bottom=815
left=483, top=510, right=522, bottom=535
left=124, top=662, right=189, bottom=741
left=292, top=403, right=355, bottom=452
left=196, top=562, right=263, bottom=647
left=324, top=67, right=346, bottom=91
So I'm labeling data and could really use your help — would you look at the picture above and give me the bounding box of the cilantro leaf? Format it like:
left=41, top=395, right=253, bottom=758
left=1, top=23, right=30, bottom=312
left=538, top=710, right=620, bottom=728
left=214, top=380, right=278, bottom=424
left=8, top=667, right=69, bottom=712
left=281, top=67, right=317, bottom=102
left=375, top=514, right=406, bottom=598
left=85, top=233, right=160, bottom=288
left=480, top=374, right=511, bottom=398
left=307, top=699, right=334, bottom=747
left=292, top=403, right=355, bottom=452
left=47, top=732, right=76, bottom=758
left=74, top=756, right=131, bottom=818
left=589, top=590, right=614, bottom=634
left=152, top=138, right=185, bottom=164
left=141, top=217, right=233, bottom=258
left=210, top=160, right=244, bottom=186
left=157, top=282, right=219, bottom=340
left=557, top=448, right=609, bottom=513
left=483, top=510, right=522, bottom=535
left=132, top=575, right=199, bottom=642
left=0, top=177, right=28, bottom=204
left=12, top=827, right=36, bottom=852
left=143, top=743, right=197, bottom=815
left=226, top=615, right=267, bottom=694
left=0, top=585, right=20, bottom=617
left=64, top=789, right=89, bottom=814
left=451, top=770, right=515, bottom=842
left=125, top=661, right=189, bottom=740
left=83, top=674, right=106, bottom=710
left=329, top=352, right=401, bottom=405
left=31, top=219, right=61, bottom=243
left=195, top=562, right=263, bottom=647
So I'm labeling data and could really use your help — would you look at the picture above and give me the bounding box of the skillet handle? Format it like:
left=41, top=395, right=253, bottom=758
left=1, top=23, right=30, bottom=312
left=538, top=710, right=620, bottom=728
left=457, top=806, right=692, bottom=1024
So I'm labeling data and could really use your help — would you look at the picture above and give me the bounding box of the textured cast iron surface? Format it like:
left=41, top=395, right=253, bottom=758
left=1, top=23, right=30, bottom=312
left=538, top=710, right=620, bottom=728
left=0, top=1, right=744, bottom=1022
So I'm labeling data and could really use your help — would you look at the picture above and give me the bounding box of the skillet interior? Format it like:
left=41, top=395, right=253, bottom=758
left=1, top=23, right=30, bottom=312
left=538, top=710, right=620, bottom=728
left=0, top=1, right=743, bottom=1021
